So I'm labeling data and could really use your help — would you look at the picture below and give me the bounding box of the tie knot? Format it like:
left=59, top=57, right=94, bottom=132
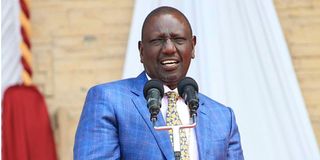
left=166, top=91, right=178, bottom=101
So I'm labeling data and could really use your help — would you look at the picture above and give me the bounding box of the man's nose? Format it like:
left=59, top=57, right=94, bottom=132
left=162, top=39, right=176, bottom=54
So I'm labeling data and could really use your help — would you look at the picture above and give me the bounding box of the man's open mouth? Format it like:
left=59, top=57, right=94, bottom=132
left=161, top=60, right=178, bottom=65
left=160, top=60, right=179, bottom=70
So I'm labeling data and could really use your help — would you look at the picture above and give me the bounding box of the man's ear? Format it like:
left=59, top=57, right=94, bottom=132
left=138, top=41, right=143, bottom=63
left=191, top=36, right=197, bottom=59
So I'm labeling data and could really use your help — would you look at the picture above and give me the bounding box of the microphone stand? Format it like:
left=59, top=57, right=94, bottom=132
left=152, top=115, right=197, bottom=160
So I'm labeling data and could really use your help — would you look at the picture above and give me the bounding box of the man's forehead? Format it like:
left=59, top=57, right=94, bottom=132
left=143, top=14, right=190, bottom=38
left=141, top=8, right=192, bottom=39
left=147, top=13, right=186, bottom=27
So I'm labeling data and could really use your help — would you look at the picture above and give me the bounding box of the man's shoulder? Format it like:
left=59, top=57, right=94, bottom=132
left=198, top=93, right=230, bottom=110
left=90, top=72, right=146, bottom=92
left=90, top=77, right=137, bottom=92
left=198, top=93, right=236, bottom=122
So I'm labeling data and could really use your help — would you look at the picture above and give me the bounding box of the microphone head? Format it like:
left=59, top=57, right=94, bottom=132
left=177, top=77, right=199, bottom=96
left=143, top=79, right=164, bottom=99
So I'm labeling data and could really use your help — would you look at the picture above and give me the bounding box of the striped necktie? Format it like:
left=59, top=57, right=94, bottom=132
left=165, top=91, right=189, bottom=160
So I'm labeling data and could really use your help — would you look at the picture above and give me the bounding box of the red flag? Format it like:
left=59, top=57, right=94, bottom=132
left=2, top=85, right=57, bottom=160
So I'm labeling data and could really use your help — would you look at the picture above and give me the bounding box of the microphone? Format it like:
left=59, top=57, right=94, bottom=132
left=143, top=79, right=164, bottom=124
left=178, top=77, right=199, bottom=118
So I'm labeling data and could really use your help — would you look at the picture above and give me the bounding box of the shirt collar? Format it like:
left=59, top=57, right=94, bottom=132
left=145, top=73, right=178, bottom=94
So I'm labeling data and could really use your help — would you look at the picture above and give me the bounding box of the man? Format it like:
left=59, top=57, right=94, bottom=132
left=74, top=6, right=243, bottom=160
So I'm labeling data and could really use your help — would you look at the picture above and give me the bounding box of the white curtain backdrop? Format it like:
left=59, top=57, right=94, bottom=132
left=1, top=0, right=22, bottom=97
left=123, top=0, right=320, bottom=159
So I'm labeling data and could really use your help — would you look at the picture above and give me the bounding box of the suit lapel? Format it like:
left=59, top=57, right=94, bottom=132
left=195, top=95, right=209, bottom=160
left=130, top=72, right=174, bottom=159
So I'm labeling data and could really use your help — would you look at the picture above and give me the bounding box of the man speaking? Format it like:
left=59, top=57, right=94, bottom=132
left=74, top=6, right=244, bottom=160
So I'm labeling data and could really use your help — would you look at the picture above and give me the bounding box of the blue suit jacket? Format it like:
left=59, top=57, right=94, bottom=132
left=74, top=72, right=244, bottom=160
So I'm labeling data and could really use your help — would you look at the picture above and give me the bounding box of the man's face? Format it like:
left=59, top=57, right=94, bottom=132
left=139, top=13, right=196, bottom=89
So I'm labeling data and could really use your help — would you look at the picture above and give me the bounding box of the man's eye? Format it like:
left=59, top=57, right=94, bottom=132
left=150, top=39, right=163, bottom=45
left=173, top=38, right=186, bottom=44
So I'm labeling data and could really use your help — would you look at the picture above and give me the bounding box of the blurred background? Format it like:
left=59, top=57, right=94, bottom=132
left=2, top=0, right=320, bottom=160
